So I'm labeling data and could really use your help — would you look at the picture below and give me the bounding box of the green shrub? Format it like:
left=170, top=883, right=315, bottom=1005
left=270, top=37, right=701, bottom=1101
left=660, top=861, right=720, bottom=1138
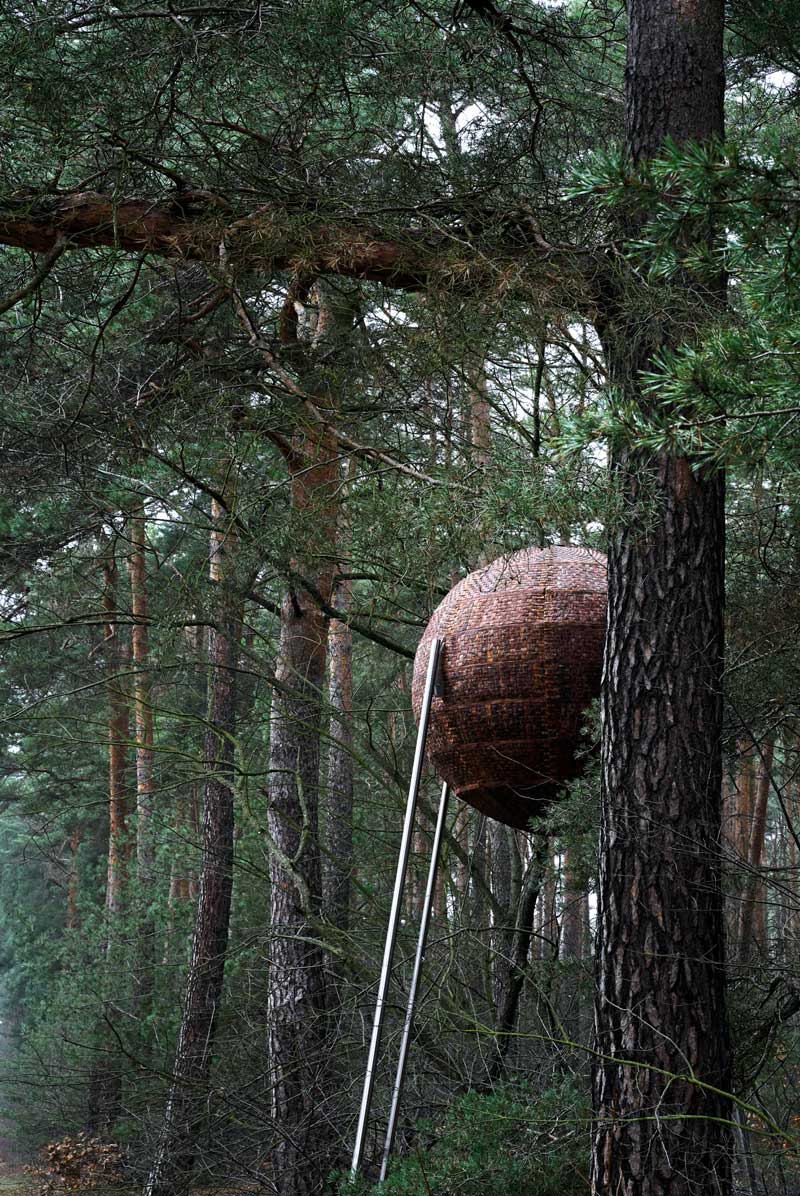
left=367, top=1080, right=590, bottom=1196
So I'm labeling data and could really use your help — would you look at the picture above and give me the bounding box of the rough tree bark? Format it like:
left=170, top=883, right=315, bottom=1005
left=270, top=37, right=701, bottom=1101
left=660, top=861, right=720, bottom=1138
left=266, top=282, right=358, bottom=1195
left=145, top=489, right=240, bottom=1196
left=592, top=4, right=733, bottom=1194
left=324, top=574, right=354, bottom=934
left=266, top=446, right=337, bottom=1196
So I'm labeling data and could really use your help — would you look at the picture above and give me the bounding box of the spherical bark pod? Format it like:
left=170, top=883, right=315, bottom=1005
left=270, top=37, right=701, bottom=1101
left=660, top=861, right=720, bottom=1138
left=412, top=546, right=607, bottom=830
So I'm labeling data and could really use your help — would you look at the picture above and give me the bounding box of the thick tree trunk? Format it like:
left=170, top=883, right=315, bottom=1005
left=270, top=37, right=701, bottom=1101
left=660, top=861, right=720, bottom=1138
left=145, top=494, right=239, bottom=1196
left=264, top=282, right=359, bottom=1194
left=266, top=429, right=340, bottom=1191
left=129, top=503, right=157, bottom=1015
left=266, top=564, right=333, bottom=1195
left=324, top=576, right=354, bottom=934
left=591, top=5, right=733, bottom=1194
left=594, top=466, right=731, bottom=1196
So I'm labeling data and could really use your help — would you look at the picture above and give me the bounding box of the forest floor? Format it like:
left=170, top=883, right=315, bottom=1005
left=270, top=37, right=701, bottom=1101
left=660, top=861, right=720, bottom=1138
left=0, top=1169, right=33, bottom=1195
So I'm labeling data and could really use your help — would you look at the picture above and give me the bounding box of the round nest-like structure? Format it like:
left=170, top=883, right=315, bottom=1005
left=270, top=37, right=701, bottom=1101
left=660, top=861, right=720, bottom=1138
left=411, top=546, right=607, bottom=830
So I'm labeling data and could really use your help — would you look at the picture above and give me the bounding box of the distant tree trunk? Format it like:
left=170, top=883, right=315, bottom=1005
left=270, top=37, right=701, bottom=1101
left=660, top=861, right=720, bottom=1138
left=539, top=856, right=559, bottom=960
left=489, top=822, right=515, bottom=1001
left=736, top=742, right=756, bottom=866
left=789, top=777, right=800, bottom=947
left=488, top=837, right=548, bottom=1081
left=324, top=576, right=354, bottom=934
left=104, top=545, right=130, bottom=924
left=145, top=491, right=239, bottom=1196
left=468, top=815, right=488, bottom=921
left=559, top=849, right=586, bottom=1042
left=129, top=502, right=156, bottom=1015
left=168, top=793, right=192, bottom=908
left=591, top=4, right=733, bottom=1194
left=66, top=827, right=80, bottom=929
left=87, top=537, right=130, bottom=1135
left=738, top=737, right=774, bottom=962
left=560, top=850, right=584, bottom=962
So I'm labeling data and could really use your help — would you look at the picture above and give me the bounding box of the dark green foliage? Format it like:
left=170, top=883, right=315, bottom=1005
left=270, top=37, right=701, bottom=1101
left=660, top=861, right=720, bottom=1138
left=361, top=1081, right=589, bottom=1196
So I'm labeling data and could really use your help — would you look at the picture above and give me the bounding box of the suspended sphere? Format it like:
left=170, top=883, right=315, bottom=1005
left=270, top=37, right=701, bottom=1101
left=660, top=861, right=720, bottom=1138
left=412, top=546, right=607, bottom=829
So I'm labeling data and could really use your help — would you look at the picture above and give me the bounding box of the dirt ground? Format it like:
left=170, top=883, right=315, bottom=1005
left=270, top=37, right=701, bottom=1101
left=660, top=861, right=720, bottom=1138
left=0, top=1168, right=34, bottom=1195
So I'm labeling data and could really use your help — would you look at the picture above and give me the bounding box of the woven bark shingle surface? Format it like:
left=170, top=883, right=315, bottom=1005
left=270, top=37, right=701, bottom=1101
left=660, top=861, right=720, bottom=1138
left=412, top=546, right=607, bottom=829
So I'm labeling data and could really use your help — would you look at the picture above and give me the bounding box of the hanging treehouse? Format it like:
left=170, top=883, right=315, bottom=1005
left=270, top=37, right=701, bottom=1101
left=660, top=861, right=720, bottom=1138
left=352, top=545, right=608, bottom=1179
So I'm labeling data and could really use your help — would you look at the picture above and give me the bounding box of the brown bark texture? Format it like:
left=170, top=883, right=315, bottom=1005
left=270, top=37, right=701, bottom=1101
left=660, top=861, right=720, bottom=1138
left=145, top=493, right=239, bottom=1196
left=266, top=283, right=357, bottom=1194
left=591, top=4, right=733, bottom=1195
left=266, top=511, right=334, bottom=1194
left=0, top=190, right=592, bottom=297
left=324, top=576, right=354, bottom=933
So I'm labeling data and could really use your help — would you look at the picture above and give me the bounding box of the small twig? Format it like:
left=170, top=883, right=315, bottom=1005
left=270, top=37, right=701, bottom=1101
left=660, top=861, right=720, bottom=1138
left=0, top=235, right=66, bottom=316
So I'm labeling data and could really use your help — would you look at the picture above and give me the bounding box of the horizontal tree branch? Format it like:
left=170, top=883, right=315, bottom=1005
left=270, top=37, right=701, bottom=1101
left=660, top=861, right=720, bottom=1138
left=0, top=189, right=598, bottom=300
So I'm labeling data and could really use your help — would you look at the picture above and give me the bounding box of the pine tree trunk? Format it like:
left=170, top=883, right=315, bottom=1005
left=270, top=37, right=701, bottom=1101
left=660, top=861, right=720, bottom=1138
left=540, top=857, right=558, bottom=960
left=489, top=821, right=514, bottom=1008
left=736, top=743, right=756, bottom=867
left=104, top=546, right=130, bottom=924
left=738, top=737, right=774, bottom=962
left=87, top=539, right=130, bottom=1135
left=324, top=576, right=354, bottom=934
left=265, top=278, right=359, bottom=1193
left=145, top=493, right=239, bottom=1196
left=167, top=793, right=192, bottom=909
left=266, top=583, right=332, bottom=1195
left=591, top=4, right=733, bottom=1194
left=789, top=779, right=800, bottom=948
left=129, top=502, right=157, bottom=1015
left=488, top=837, right=548, bottom=1081
left=560, top=849, right=584, bottom=962
left=266, top=416, right=341, bottom=1194
left=559, top=848, right=586, bottom=1043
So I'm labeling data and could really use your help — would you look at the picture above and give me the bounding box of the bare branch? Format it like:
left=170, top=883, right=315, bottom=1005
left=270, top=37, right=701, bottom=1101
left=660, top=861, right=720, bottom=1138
left=0, top=235, right=66, bottom=316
